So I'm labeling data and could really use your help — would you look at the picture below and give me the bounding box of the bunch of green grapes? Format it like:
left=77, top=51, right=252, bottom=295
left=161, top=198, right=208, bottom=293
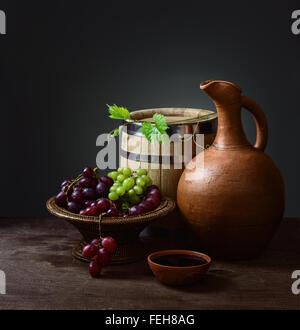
left=107, top=168, right=152, bottom=210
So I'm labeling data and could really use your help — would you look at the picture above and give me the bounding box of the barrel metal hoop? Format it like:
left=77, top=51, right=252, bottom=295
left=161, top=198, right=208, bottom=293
left=120, top=148, right=180, bottom=164
left=125, top=120, right=216, bottom=136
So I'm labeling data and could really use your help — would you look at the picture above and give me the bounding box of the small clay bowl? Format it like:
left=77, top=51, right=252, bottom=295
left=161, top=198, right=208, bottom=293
left=148, top=250, right=211, bottom=286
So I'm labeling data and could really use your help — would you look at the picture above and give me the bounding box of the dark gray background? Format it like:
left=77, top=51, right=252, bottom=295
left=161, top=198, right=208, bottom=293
left=0, top=0, right=299, bottom=217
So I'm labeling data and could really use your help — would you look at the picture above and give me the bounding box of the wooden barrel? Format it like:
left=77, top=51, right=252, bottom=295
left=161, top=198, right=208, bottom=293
left=119, top=108, right=217, bottom=202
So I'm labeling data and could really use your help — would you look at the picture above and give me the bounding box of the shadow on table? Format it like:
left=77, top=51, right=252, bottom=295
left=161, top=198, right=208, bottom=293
left=141, top=219, right=300, bottom=271
left=163, top=271, right=234, bottom=293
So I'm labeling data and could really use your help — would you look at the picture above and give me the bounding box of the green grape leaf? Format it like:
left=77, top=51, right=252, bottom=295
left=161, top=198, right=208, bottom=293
left=151, top=127, right=169, bottom=143
left=153, top=113, right=169, bottom=134
left=111, top=128, right=120, bottom=137
left=141, top=122, right=153, bottom=142
left=141, top=121, right=169, bottom=143
left=107, top=104, right=131, bottom=120
left=156, top=132, right=170, bottom=143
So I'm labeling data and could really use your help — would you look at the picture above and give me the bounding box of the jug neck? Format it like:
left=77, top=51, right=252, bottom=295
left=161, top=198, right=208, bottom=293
left=213, top=102, right=250, bottom=150
left=200, top=80, right=250, bottom=150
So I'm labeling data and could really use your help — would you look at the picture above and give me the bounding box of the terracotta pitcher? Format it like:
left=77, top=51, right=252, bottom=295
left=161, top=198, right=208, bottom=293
left=177, top=80, right=285, bottom=259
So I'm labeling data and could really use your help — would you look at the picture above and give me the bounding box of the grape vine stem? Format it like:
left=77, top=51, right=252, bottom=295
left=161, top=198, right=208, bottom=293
left=65, top=174, right=83, bottom=203
left=98, top=212, right=106, bottom=243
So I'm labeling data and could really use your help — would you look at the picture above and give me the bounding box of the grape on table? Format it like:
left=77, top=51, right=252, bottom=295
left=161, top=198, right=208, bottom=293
left=82, top=236, right=118, bottom=277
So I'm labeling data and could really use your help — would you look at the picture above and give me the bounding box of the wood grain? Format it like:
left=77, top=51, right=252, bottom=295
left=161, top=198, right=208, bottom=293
left=0, top=217, right=299, bottom=310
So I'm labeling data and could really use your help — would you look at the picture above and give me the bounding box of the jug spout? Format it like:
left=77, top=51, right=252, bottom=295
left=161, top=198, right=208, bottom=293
left=200, top=80, right=242, bottom=106
left=200, top=80, right=250, bottom=149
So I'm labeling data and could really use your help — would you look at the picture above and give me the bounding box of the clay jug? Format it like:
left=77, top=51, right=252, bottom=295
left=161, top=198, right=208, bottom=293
left=177, top=80, right=285, bottom=259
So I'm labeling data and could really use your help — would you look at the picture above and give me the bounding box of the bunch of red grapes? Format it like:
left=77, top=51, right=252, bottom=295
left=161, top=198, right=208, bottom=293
left=54, top=167, right=162, bottom=217
left=82, top=237, right=117, bottom=277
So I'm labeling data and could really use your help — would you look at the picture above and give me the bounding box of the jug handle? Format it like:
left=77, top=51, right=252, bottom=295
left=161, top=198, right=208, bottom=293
left=241, top=96, right=268, bottom=151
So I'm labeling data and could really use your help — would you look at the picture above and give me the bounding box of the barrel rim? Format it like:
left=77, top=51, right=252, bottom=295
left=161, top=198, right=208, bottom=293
left=126, top=107, right=217, bottom=126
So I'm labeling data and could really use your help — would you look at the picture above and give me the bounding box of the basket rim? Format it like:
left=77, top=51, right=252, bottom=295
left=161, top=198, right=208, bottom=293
left=46, top=196, right=176, bottom=225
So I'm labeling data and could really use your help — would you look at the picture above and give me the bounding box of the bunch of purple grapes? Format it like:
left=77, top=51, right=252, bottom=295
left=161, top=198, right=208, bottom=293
left=55, top=167, right=117, bottom=216
left=54, top=167, right=162, bottom=217
left=82, top=236, right=117, bottom=277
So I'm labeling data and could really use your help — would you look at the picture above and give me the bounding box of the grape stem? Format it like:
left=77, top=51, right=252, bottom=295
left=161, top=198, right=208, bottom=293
left=66, top=168, right=101, bottom=203
left=93, top=167, right=101, bottom=182
left=98, top=212, right=106, bottom=242
left=65, top=174, right=84, bottom=203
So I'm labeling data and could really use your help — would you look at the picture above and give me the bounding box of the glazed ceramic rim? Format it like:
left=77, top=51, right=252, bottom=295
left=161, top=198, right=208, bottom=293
left=148, top=249, right=212, bottom=270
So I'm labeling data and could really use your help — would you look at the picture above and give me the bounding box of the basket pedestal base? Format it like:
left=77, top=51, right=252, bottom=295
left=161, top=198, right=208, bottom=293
left=72, top=238, right=147, bottom=264
left=46, top=196, right=176, bottom=265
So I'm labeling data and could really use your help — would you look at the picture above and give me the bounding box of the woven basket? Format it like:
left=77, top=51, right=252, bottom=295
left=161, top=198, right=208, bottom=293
left=46, top=196, right=176, bottom=264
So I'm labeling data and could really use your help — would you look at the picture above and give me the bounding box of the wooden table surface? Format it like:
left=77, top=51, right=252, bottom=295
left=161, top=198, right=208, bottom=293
left=0, top=217, right=299, bottom=310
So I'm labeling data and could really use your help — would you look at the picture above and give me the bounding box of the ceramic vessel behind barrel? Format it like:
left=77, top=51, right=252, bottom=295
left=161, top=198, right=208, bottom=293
left=177, top=80, right=285, bottom=259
